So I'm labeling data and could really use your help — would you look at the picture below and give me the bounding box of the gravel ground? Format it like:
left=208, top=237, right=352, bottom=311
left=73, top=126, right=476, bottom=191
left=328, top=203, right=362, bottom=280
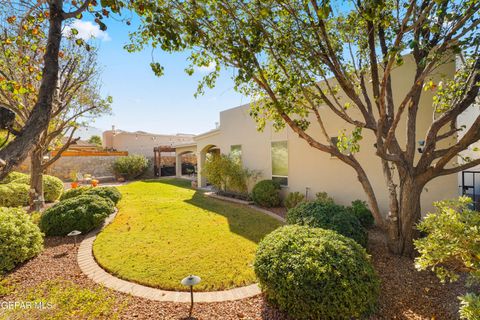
left=0, top=228, right=468, bottom=319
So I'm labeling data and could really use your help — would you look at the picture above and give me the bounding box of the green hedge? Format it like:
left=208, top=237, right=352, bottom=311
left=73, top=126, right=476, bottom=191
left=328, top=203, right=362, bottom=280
left=251, top=180, right=281, bottom=207
left=39, top=195, right=115, bottom=236
left=287, top=200, right=368, bottom=247
left=60, top=186, right=93, bottom=201
left=61, top=186, right=121, bottom=205
left=13, top=174, right=64, bottom=202
left=254, top=225, right=379, bottom=319
left=0, top=207, right=44, bottom=273
left=0, top=183, right=29, bottom=207
left=0, top=171, right=28, bottom=184
left=284, top=191, right=305, bottom=209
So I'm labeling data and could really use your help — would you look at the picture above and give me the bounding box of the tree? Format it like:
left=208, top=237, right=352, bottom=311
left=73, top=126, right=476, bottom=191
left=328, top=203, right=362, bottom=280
left=0, top=4, right=111, bottom=206
left=0, top=0, right=124, bottom=181
left=130, top=0, right=480, bottom=255
left=414, top=197, right=480, bottom=319
left=88, top=135, right=102, bottom=146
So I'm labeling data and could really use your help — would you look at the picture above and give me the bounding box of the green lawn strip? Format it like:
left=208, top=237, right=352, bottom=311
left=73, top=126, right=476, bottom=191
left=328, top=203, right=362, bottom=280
left=93, top=179, right=281, bottom=291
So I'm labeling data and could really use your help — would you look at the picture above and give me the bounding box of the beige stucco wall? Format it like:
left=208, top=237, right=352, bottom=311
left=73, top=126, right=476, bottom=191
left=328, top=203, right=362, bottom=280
left=103, top=130, right=194, bottom=157
left=194, top=56, right=459, bottom=216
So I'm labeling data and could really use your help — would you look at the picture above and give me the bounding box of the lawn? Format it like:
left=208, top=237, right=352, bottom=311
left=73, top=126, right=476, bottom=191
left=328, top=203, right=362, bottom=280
left=93, top=179, right=282, bottom=292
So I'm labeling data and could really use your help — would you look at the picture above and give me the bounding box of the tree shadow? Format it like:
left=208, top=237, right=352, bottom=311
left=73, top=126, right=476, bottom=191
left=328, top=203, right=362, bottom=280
left=140, top=178, right=281, bottom=244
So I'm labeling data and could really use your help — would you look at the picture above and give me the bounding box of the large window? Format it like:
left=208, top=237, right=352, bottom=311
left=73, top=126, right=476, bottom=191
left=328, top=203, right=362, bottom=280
left=271, top=141, right=288, bottom=186
left=230, top=145, right=242, bottom=163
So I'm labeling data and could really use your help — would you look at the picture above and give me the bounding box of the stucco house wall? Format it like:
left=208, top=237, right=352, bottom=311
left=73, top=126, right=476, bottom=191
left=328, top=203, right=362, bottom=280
left=193, top=56, right=459, bottom=216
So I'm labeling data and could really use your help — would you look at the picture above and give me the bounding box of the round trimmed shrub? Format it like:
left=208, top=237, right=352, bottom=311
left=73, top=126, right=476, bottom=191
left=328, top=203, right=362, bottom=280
left=287, top=201, right=368, bottom=247
left=350, top=200, right=375, bottom=228
left=112, top=155, right=149, bottom=180
left=251, top=180, right=281, bottom=207
left=39, top=195, right=115, bottom=236
left=0, top=171, right=28, bottom=184
left=254, top=225, right=379, bottom=319
left=0, top=207, right=44, bottom=273
left=60, top=186, right=92, bottom=201
left=13, top=174, right=64, bottom=202
left=85, top=187, right=122, bottom=205
left=0, top=183, right=29, bottom=207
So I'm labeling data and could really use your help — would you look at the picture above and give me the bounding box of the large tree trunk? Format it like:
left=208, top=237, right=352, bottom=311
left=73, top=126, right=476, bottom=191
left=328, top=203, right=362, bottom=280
left=30, top=148, right=45, bottom=209
left=386, top=175, right=423, bottom=256
left=0, top=1, right=64, bottom=180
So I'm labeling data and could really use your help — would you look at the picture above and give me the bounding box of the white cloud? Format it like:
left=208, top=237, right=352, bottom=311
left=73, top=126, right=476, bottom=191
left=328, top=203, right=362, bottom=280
left=63, top=20, right=111, bottom=42
left=195, top=61, right=217, bottom=73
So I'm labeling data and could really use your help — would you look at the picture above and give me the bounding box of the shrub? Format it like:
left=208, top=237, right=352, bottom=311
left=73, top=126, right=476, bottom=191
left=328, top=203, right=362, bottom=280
left=251, top=180, right=281, bottom=207
left=86, top=187, right=122, bottom=205
left=287, top=201, right=368, bottom=247
left=61, top=186, right=121, bottom=205
left=349, top=200, right=375, bottom=228
left=0, top=171, right=28, bottom=184
left=415, top=196, right=480, bottom=320
left=284, top=191, right=305, bottom=209
left=0, top=183, right=29, bottom=207
left=315, top=191, right=334, bottom=205
left=254, top=225, right=379, bottom=319
left=112, top=154, right=149, bottom=180
left=39, top=195, right=115, bottom=236
left=60, top=186, right=93, bottom=201
left=0, top=207, right=44, bottom=273
left=202, top=153, right=255, bottom=194
left=13, top=174, right=64, bottom=202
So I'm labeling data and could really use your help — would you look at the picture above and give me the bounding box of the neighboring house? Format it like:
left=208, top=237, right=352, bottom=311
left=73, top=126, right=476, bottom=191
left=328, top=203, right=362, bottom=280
left=103, top=127, right=195, bottom=157
left=174, top=55, right=463, bottom=214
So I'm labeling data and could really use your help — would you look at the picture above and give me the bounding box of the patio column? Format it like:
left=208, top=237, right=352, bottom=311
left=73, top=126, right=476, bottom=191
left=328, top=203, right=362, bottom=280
left=175, top=153, right=182, bottom=177
left=198, top=151, right=207, bottom=188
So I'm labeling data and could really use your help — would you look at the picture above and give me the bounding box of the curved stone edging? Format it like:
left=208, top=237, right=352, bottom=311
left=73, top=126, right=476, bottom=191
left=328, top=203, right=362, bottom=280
left=77, top=209, right=262, bottom=302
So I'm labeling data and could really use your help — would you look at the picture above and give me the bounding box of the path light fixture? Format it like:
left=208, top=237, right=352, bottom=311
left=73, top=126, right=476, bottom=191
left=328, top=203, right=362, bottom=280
left=181, top=275, right=201, bottom=318
left=67, top=230, right=82, bottom=248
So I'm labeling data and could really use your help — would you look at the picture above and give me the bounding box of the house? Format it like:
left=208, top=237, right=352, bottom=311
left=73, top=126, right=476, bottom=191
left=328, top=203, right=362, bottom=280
left=174, top=55, right=463, bottom=214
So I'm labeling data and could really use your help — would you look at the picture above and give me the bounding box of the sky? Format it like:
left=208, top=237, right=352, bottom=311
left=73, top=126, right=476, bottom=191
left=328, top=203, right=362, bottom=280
left=69, top=16, right=247, bottom=136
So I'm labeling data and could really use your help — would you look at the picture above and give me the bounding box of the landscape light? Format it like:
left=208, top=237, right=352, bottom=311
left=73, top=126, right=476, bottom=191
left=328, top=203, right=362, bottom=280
left=67, top=230, right=82, bottom=247
left=181, top=275, right=201, bottom=318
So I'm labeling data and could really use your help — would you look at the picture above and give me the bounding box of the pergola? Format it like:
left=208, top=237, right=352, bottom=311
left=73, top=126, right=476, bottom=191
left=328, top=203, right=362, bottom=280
left=153, top=146, right=175, bottom=177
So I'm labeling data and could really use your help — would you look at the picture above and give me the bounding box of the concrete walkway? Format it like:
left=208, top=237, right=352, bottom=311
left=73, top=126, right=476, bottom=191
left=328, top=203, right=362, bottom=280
left=77, top=210, right=262, bottom=303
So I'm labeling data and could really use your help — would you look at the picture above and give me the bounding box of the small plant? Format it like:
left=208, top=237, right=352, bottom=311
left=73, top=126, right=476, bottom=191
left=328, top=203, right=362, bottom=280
left=39, top=195, right=115, bottom=236
left=251, top=180, right=281, bottom=207
left=287, top=201, right=367, bottom=247
left=0, top=182, right=29, bottom=207
left=0, top=207, right=44, bottom=273
left=112, top=154, right=149, bottom=180
left=315, top=191, right=334, bottom=205
left=254, top=225, right=379, bottom=319
left=414, top=196, right=480, bottom=320
left=13, top=174, right=64, bottom=202
left=349, top=200, right=375, bottom=228
left=284, top=191, right=305, bottom=209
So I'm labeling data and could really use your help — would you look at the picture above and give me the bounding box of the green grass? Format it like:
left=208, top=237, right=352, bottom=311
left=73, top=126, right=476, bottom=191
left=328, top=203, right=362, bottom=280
left=93, top=179, right=282, bottom=291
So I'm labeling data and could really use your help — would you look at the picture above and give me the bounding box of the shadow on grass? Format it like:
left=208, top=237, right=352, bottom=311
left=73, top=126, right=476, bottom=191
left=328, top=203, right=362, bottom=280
left=139, top=178, right=281, bottom=244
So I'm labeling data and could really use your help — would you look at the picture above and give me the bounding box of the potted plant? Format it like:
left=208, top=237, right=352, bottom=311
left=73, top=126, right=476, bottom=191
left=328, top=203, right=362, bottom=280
left=69, top=170, right=79, bottom=189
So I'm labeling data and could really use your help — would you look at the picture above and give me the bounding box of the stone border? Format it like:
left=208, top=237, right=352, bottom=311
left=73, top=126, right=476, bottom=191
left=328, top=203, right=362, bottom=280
left=77, top=210, right=262, bottom=302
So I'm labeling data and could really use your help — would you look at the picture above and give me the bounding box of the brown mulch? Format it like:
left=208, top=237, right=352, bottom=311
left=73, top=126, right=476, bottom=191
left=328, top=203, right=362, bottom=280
left=264, top=207, right=287, bottom=219
left=1, top=229, right=468, bottom=319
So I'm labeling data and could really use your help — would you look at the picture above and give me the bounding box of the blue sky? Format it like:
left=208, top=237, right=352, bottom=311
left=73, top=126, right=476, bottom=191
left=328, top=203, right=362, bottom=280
left=73, top=16, right=247, bottom=135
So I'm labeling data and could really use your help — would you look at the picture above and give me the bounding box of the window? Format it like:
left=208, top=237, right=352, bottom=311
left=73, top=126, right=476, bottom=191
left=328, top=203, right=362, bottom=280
left=271, top=141, right=288, bottom=186
left=230, top=145, right=242, bottom=163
